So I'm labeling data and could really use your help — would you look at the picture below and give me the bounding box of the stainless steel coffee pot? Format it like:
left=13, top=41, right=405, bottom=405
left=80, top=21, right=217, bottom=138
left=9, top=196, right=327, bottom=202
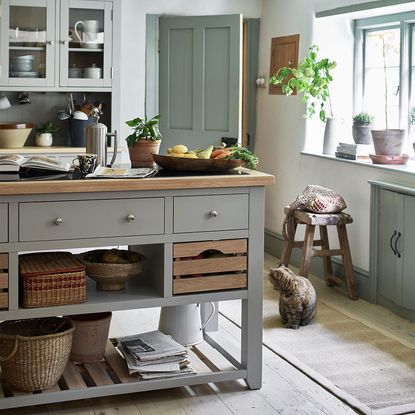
left=86, top=120, right=117, bottom=167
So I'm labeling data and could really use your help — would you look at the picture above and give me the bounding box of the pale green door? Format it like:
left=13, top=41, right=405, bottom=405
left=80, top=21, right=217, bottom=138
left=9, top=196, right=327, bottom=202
left=159, top=15, right=242, bottom=152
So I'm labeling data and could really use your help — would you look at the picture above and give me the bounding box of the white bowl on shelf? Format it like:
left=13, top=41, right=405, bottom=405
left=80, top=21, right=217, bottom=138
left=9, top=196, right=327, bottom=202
left=0, top=122, right=34, bottom=148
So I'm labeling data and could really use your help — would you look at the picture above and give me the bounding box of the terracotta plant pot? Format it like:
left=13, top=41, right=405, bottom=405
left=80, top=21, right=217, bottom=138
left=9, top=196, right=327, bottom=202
left=371, top=129, right=406, bottom=156
left=67, top=312, right=112, bottom=363
left=352, top=123, right=373, bottom=145
left=128, top=140, right=161, bottom=167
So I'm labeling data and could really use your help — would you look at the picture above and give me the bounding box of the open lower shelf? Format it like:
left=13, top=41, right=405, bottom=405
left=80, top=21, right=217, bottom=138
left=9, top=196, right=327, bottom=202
left=0, top=339, right=246, bottom=409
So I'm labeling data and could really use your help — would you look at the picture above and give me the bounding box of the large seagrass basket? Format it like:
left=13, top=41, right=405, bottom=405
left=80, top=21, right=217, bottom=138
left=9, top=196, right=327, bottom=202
left=0, top=317, right=74, bottom=391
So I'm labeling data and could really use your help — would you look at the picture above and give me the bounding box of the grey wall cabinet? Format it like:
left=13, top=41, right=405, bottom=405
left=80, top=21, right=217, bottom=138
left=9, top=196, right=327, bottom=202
left=0, top=0, right=113, bottom=89
left=370, top=181, right=415, bottom=320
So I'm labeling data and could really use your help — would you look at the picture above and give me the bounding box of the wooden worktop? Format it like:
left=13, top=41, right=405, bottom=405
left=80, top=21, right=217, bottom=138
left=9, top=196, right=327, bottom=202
left=0, top=168, right=274, bottom=195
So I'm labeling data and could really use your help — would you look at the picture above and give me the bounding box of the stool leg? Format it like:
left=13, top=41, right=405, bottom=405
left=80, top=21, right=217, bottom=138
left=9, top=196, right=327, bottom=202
left=337, top=224, right=358, bottom=300
left=299, top=224, right=315, bottom=277
left=281, top=222, right=297, bottom=266
left=319, top=225, right=334, bottom=287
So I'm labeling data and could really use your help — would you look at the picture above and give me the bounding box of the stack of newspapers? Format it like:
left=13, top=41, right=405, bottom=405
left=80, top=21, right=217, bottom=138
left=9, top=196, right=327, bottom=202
left=116, top=330, right=195, bottom=380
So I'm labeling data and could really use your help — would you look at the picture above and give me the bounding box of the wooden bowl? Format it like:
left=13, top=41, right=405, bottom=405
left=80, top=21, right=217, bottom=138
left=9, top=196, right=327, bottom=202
left=152, top=154, right=243, bottom=171
left=77, top=249, right=145, bottom=291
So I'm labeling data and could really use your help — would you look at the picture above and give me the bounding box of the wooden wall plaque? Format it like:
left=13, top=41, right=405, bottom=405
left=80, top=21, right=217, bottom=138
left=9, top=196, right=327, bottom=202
left=269, top=34, right=300, bottom=95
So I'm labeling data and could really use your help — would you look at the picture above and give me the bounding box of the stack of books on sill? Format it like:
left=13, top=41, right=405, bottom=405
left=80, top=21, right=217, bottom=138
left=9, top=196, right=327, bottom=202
left=115, top=330, right=196, bottom=380
left=335, top=142, right=374, bottom=160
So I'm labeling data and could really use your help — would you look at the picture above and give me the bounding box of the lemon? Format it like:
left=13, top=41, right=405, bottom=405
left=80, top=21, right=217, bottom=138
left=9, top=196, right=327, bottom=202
left=171, top=144, right=188, bottom=154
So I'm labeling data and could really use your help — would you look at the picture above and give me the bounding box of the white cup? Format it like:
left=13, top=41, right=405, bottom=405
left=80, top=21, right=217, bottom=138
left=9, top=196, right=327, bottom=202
left=0, top=95, right=11, bottom=110
left=74, top=20, right=99, bottom=43
left=84, top=65, right=102, bottom=79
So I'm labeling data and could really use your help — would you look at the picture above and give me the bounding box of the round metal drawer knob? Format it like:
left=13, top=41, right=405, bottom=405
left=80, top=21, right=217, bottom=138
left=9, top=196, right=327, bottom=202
left=126, top=214, right=135, bottom=222
left=53, top=217, right=63, bottom=225
left=209, top=210, right=218, bottom=217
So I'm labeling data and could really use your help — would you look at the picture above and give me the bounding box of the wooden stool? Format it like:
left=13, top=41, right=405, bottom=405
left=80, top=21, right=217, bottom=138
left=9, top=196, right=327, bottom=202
left=281, top=207, right=358, bottom=300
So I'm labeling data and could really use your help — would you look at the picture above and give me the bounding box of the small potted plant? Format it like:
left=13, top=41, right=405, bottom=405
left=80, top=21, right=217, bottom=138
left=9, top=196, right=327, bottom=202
left=352, top=112, right=374, bottom=144
left=35, top=121, right=59, bottom=147
left=269, top=44, right=337, bottom=154
left=125, top=115, right=162, bottom=167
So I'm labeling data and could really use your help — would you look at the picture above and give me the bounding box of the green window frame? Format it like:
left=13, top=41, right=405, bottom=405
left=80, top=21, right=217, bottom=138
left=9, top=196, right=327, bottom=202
left=354, top=11, right=415, bottom=132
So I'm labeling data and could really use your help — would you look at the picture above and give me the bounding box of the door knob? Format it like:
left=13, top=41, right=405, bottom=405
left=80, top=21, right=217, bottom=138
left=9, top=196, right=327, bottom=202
left=47, top=40, right=54, bottom=45
left=209, top=210, right=218, bottom=217
left=126, top=214, right=135, bottom=222
left=53, top=217, right=63, bottom=225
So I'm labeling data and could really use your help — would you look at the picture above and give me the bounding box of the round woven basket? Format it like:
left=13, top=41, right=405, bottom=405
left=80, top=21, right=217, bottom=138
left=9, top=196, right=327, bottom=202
left=0, top=317, right=74, bottom=391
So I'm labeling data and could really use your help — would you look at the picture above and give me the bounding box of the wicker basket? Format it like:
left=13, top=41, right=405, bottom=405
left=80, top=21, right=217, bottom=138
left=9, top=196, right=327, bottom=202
left=0, top=317, right=74, bottom=391
left=20, top=252, right=86, bottom=307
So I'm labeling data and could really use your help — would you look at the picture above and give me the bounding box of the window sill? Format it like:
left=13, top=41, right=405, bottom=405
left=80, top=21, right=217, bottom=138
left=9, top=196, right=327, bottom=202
left=301, top=152, right=415, bottom=177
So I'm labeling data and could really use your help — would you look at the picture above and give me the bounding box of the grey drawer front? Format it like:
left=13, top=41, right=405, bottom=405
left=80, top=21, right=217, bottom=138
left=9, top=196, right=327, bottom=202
left=19, top=198, right=164, bottom=241
left=0, top=204, right=8, bottom=243
left=174, top=194, right=248, bottom=233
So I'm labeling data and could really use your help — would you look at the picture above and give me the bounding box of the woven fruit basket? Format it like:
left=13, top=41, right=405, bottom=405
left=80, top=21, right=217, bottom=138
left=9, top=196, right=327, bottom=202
left=0, top=317, right=74, bottom=391
left=77, top=249, right=145, bottom=290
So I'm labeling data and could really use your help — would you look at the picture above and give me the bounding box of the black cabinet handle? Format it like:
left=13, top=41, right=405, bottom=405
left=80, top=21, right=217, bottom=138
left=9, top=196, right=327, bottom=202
left=389, top=230, right=397, bottom=255
left=395, top=232, right=402, bottom=258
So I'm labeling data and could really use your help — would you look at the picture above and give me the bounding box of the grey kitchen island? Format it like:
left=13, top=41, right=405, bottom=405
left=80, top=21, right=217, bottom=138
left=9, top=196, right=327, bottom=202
left=0, top=168, right=274, bottom=410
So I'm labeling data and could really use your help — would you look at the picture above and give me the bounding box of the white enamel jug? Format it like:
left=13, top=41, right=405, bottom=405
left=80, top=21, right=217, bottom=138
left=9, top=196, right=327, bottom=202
left=158, top=302, right=215, bottom=346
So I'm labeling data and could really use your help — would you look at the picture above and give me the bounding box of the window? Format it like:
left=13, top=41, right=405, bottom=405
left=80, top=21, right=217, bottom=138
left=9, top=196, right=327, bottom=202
left=354, top=12, right=415, bottom=138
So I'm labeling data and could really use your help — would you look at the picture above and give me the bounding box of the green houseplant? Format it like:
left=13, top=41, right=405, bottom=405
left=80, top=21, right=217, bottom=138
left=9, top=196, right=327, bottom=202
left=370, top=33, right=405, bottom=156
left=125, top=115, right=162, bottom=167
left=352, top=112, right=374, bottom=145
left=35, top=121, right=59, bottom=147
left=269, top=45, right=338, bottom=154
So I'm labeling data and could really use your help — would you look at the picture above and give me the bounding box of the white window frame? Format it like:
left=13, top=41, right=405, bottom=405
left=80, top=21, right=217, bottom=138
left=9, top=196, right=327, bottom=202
left=354, top=11, right=415, bottom=132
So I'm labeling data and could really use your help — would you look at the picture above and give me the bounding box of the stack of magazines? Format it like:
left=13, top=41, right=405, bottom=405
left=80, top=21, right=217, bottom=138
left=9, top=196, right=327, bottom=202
left=116, top=330, right=195, bottom=380
left=335, top=142, right=373, bottom=160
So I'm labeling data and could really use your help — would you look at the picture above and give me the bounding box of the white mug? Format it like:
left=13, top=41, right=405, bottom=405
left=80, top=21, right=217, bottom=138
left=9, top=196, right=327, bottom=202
left=0, top=95, right=11, bottom=110
left=74, top=20, right=99, bottom=43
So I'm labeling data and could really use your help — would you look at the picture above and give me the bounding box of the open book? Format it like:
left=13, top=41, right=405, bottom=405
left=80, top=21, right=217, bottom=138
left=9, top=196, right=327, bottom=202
left=0, top=154, right=70, bottom=172
left=86, top=166, right=157, bottom=179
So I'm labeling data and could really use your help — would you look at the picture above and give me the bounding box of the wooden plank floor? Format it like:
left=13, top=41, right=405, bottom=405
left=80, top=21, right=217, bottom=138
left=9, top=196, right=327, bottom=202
left=6, top=252, right=413, bottom=415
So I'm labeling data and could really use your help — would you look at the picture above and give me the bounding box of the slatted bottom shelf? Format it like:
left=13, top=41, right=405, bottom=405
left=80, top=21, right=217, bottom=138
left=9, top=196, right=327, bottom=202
left=0, top=339, right=245, bottom=409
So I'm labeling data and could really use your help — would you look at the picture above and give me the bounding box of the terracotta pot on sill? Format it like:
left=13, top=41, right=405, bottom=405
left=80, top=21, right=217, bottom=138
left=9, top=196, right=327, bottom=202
left=128, top=140, right=161, bottom=167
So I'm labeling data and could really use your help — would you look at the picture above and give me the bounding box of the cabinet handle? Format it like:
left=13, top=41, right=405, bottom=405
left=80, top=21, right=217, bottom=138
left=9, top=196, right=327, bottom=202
left=126, top=214, right=135, bottom=222
left=62, top=40, right=68, bottom=46
left=389, top=230, right=397, bottom=255
left=395, top=232, right=402, bottom=258
left=209, top=210, right=218, bottom=217
left=47, top=40, right=54, bottom=45
left=53, top=217, right=63, bottom=226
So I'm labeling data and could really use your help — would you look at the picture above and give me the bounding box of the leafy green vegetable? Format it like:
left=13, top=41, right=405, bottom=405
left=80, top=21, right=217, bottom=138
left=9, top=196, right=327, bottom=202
left=226, top=146, right=259, bottom=170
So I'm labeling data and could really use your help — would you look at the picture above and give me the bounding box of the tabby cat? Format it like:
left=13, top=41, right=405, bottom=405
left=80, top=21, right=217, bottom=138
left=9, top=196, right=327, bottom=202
left=268, top=265, right=316, bottom=329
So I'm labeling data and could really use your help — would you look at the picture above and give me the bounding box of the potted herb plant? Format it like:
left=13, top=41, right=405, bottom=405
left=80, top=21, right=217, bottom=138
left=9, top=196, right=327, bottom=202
left=370, top=34, right=405, bottom=156
left=125, top=115, right=162, bottom=167
left=269, top=44, right=337, bottom=154
left=352, top=112, right=374, bottom=144
left=35, top=121, right=59, bottom=147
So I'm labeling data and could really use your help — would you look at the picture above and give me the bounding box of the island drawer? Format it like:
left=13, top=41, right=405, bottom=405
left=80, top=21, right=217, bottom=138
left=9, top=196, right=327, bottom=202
left=0, top=203, right=8, bottom=243
left=172, top=239, right=248, bottom=294
left=18, top=198, right=165, bottom=241
left=0, top=254, right=8, bottom=310
left=173, top=194, right=249, bottom=233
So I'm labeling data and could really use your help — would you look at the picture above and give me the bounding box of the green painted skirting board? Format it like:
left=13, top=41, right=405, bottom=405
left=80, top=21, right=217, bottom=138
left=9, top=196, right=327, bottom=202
left=264, top=229, right=371, bottom=301
left=316, top=0, right=415, bottom=18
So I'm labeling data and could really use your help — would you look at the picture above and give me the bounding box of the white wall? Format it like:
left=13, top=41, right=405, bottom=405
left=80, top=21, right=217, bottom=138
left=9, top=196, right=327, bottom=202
left=117, top=0, right=262, bottom=149
left=256, top=0, right=415, bottom=270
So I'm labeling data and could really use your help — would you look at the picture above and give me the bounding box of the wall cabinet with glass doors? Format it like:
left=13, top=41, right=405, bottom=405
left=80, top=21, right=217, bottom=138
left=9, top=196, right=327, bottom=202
left=0, top=0, right=113, bottom=89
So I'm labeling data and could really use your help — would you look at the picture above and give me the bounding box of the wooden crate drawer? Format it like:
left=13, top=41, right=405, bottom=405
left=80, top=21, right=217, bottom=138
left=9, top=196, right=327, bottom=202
left=0, top=253, right=8, bottom=310
left=19, top=198, right=165, bottom=241
left=173, top=239, right=247, bottom=294
left=173, top=194, right=248, bottom=233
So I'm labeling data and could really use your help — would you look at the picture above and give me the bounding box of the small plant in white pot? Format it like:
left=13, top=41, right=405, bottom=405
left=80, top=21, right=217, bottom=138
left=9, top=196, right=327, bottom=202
left=352, top=112, right=374, bottom=144
left=125, top=115, right=162, bottom=167
left=35, top=121, right=59, bottom=147
left=269, top=44, right=338, bottom=154
left=370, top=34, right=406, bottom=156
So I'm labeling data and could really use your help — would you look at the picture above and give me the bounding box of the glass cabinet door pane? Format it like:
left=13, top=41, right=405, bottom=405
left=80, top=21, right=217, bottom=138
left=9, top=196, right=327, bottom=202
left=9, top=5, right=47, bottom=80
left=67, top=8, right=105, bottom=81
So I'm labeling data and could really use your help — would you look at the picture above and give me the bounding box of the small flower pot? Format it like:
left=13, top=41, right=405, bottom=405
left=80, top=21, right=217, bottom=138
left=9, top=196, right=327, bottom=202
left=128, top=140, right=161, bottom=167
left=371, top=129, right=406, bottom=155
left=35, top=132, right=53, bottom=147
left=352, top=123, right=373, bottom=144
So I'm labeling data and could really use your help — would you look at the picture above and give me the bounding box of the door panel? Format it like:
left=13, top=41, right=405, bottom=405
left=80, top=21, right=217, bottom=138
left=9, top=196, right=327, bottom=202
left=377, top=189, right=400, bottom=304
left=159, top=15, right=241, bottom=152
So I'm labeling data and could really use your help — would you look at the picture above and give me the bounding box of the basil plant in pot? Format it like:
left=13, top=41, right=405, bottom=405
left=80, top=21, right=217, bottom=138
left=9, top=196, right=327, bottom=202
left=35, top=121, right=59, bottom=147
left=370, top=33, right=405, bottom=156
left=352, top=112, right=374, bottom=145
left=269, top=44, right=337, bottom=154
left=125, top=115, right=162, bottom=167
